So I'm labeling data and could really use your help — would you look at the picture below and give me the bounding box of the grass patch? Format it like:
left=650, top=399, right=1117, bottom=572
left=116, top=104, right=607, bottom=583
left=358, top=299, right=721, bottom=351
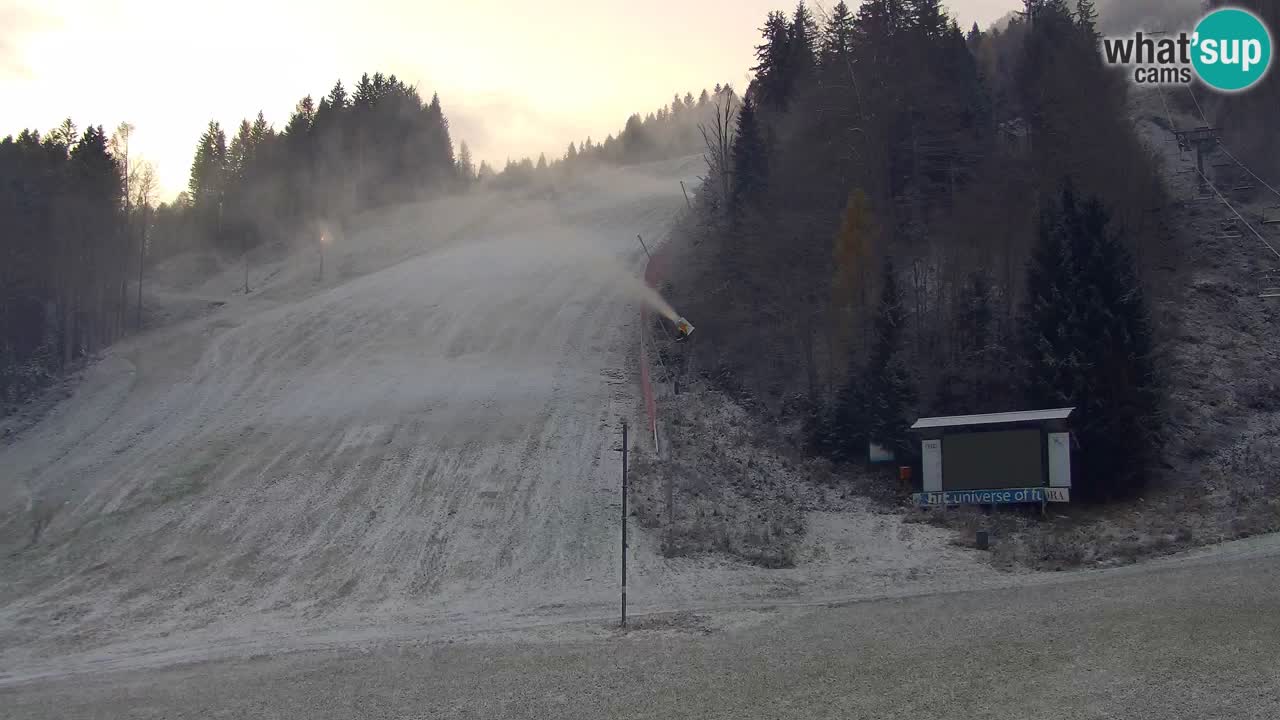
left=630, top=382, right=808, bottom=568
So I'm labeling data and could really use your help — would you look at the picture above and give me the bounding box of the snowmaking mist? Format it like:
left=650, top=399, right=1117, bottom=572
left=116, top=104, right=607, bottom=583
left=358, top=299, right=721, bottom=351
left=428, top=212, right=684, bottom=326
left=539, top=233, right=680, bottom=321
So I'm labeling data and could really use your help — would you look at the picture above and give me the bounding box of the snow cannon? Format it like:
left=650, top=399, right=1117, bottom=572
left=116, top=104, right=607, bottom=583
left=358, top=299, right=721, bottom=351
left=673, top=317, right=695, bottom=342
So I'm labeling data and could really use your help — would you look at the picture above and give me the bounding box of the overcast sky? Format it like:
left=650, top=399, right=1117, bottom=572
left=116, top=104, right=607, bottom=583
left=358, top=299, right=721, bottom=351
left=0, top=0, right=1021, bottom=199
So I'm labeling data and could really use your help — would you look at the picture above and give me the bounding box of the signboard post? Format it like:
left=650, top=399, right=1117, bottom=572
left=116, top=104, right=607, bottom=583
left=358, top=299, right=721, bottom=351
left=909, top=408, right=1075, bottom=509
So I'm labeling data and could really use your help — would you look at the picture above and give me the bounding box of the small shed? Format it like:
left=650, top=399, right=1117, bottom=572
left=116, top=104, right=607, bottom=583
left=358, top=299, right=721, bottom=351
left=909, top=408, right=1074, bottom=507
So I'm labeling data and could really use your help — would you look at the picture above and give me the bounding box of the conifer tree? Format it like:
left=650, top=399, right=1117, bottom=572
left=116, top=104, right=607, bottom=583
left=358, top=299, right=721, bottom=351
left=789, top=2, right=819, bottom=83
left=831, top=256, right=915, bottom=461
left=754, top=11, right=794, bottom=110
left=820, top=1, right=857, bottom=69
left=457, top=141, right=476, bottom=181
left=730, top=95, right=768, bottom=211
left=1076, top=0, right=1099, bottom=39
left=1022, top=186, right=1161, bottom=501
left=862, top=256, right=916, bottom=459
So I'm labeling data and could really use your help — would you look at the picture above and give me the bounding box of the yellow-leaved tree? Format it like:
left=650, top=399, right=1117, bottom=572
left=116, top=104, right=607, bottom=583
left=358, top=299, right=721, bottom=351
left=829, top=188, right=879, bottom=395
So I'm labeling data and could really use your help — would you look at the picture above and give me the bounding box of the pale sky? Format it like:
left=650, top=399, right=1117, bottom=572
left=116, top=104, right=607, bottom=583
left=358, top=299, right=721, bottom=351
left=1, top=0, right=1019, bottom=200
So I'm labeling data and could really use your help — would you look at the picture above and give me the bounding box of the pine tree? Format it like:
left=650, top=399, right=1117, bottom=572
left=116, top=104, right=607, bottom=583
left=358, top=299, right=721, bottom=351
left=457, top=141, right=476, bottom=182
left=933, top=273, right=998, bottom=415
left=227, top=120, right=252, bottom=187
left=326, top=80, right=348, bottom=110
left=284, top=97, right=314, bottom=139
left=831, top=256, right=915, bottom=461
left=1022, top=186, right=1161, bottom=502
left=188, top=120, right=227, bottom=243
left=424, top=92, right=456, bottom=183
left=789, top=2, right=819, bottom=83
left=621, top=114, right=651, bottom=162
left=753, top=11, right=794, bottom=110
left=905, top=0, right=947, bottom=37
left=50, top=118, right=79, bottom=150
left=862, top=256, right=916, bottom=459
left=1076, top=0, right=1099, bottom=39
left=820, top=1, right=857, bottom=69
left=967, top=21, right=984, bottom=47
left=249, top=111, right=272, bottom=146
left=730, top=95, right=767, bottom=210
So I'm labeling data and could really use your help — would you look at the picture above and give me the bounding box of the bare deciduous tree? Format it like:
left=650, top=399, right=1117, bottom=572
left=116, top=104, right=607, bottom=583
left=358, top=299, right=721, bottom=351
left=131, top=161, right=158, bottom=327
left=698, top=94, right=736, bottom=223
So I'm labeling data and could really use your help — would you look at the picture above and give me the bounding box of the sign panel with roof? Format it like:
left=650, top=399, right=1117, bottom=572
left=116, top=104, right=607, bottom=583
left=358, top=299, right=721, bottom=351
left=909, top=408, right=1074, bottom=507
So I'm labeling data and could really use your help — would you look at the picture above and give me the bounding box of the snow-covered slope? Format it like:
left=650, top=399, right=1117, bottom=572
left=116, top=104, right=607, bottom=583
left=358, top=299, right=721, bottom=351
left=0, top=156, right=997, bottom=680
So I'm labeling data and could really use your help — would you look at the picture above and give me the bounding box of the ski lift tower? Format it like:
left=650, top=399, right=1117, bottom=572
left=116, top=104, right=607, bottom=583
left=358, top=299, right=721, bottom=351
left=1175, top=126, right=1221, bottom=193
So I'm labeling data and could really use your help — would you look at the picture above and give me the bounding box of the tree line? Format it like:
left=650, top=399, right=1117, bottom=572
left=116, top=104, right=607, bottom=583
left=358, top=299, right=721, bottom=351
left=483, top=85, right=739, bottom=189
left=167, top=71, right=460, bottom=268
left=0, top=71, right=465, bottom=409
left=675, top=0, right=1166, bottom=501
left=0, top=122, right=158, bottom=405
left=1, top=68, right=745, bottom=411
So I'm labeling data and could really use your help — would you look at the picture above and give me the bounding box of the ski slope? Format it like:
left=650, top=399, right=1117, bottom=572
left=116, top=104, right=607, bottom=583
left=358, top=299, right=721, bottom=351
left=0, top=158, right=995, bottom=680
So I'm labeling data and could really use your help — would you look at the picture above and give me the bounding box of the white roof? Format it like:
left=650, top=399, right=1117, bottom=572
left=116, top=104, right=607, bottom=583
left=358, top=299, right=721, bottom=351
left=911, top=408, right=1074, bottom=430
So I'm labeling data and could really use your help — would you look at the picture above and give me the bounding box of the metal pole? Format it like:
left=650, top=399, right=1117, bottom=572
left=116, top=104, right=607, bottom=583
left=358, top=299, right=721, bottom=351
left=1196, top=141, right=1208, bottom=193
left=621, top=420, right=628, bottom=627
left=665, top=457, right=674, bottom=555
left=636, top=234, right=653, bottom=261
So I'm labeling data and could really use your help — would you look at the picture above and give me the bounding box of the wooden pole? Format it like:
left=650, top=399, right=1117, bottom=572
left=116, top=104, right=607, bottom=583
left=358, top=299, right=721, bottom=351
left=680, top=180, right=692, bottom=209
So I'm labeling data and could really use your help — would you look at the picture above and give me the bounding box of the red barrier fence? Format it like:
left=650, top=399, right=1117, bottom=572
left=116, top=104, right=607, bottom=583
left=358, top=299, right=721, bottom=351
left=639, top=240, right=673, bottom=450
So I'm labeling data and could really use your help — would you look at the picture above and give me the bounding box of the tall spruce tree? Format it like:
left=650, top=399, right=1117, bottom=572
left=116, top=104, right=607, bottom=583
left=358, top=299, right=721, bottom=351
left=863, top=256, right=916, bottom=459
left=820, top=1, right=857, bottom=69
left=1022, top=186, right=1161, bottom=501
left=754, top=11, right=794, bottom=110
left=1075, top=0, right=1099, bottom=39
left=730, top=95, right=768, bottom=211
left=789, top=2, right=819, bottom=85
left=831, top=256, right=915, bottom=462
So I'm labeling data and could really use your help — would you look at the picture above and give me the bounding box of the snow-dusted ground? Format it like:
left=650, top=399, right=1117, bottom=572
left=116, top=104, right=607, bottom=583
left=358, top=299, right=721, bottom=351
left=0, top=157, right=1004, bottom=685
